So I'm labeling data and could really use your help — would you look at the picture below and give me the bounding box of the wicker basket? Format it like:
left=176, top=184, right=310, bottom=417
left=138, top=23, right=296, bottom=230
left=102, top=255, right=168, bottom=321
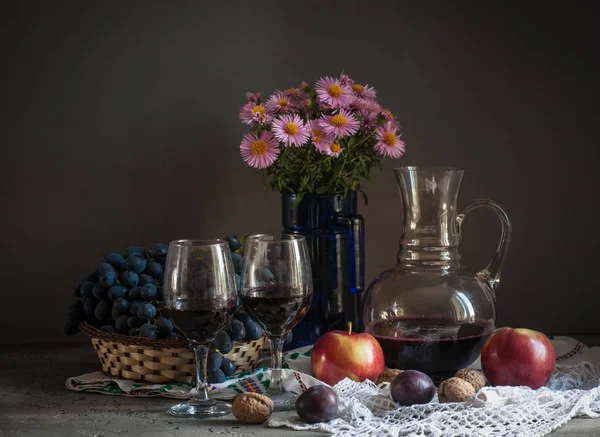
left=80, top=321, right=265, bottom=384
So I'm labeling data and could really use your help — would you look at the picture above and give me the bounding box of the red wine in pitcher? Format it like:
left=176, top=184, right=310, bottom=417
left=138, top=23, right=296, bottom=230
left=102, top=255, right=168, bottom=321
left=366, top=316, right=493, bottom=382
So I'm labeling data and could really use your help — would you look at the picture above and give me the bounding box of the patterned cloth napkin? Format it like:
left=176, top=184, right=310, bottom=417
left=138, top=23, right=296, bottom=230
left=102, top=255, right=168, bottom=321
left=66, top=337, right=594, bottom=400
left=66, top=346, right=322, bottom=400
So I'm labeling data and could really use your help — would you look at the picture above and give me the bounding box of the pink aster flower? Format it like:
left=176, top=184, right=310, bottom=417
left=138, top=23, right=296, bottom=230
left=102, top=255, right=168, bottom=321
left=246, top=92, right=262, bottom=104
left=272, top=114, right=311, bottom=147
left=309, top=120, right=334, bottom=152
left=320, top=141, right=343, bottom=157
left=240, top=131, right=280, bottom=169
left=315, top=76, right=352, bottom=108
left=350, top=83, right=377, bottom=100
left=283, top=87, right=308, bottom=106
left=266, top=93, right=295, bottom=115
left=239, top=102, right=270, bottom=125
left=318, top=108, right=360, bottom=138
left=352, top=97, right=381, bottom=119
left=339, top=74, right=354, bottom=87
left=374, top=122, right=405, bottom=158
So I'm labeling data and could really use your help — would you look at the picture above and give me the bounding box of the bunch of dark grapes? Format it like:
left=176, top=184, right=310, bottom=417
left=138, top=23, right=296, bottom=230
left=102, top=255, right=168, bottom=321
left=65, top=244, right=180, bottom=340
left=65, top=236, right=294, bottom=383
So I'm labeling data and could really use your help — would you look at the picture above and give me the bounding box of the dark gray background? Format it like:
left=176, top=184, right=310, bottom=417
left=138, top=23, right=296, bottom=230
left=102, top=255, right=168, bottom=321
left=2, top=1, right=598, bottom=344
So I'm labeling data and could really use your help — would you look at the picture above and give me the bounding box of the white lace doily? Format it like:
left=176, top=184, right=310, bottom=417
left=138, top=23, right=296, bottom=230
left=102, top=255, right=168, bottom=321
left=269, top=337, right=600, bottom=437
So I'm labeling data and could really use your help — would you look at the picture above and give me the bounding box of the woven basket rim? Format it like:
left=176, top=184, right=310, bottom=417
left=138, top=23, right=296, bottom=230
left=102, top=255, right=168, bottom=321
left=80, top=321, right=191, bottom=349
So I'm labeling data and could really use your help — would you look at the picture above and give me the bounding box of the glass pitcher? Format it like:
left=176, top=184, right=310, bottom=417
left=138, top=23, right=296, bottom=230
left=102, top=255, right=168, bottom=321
left=363, top=166, right=511, bottom=382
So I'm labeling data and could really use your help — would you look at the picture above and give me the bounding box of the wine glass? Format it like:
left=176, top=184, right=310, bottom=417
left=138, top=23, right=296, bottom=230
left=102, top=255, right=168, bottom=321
left=162, top=239, right=237, bottom=418
left=240, top=234, right=313, bottom=411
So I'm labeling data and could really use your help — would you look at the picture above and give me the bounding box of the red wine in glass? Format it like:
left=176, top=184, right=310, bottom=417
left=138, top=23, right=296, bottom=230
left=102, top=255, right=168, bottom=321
left=240, top=284, right=312, bottom=337
left=163, top=302, right=235, bottom=343
left=366, top=316, right=493, bottom=383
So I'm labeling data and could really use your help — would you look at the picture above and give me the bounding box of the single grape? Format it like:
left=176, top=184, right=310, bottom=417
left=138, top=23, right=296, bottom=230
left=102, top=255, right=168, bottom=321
left=126, top=254, right=147, bottom=274
left=220, top=358, right=236, bottom=377
left=67, top=307, right=84, bottom=325
left=114, top=315, right=129, bottom=333
left=91, top=283, right=108, bottom=300
left=95, top=262, right=116, bottom=277
left=139, top=323, right=157, bottom=340
left=99, top=270, right=117, bottom=288
left=95, top=299, right=112, bottom=321
left=284, top=331, right=293, bottom=345
left=104, top=253, right=127, bottom=270
left=120, top=271, right=139, bottom=288
left=191, top=270, right=208, bottom=291
left=267, top=244, right=281, bottom=260
left=213, top=330, right=233, bottom=354
left=73, top=283, right=83, bottom=298
left=108, top=285, right=128, bottom=301
left=145, top=262, right=163, bottom=278
left=100, top=325, right=116, bottom=333
left=389, top=370, right=435, bottom=406
left=270, top=258, right=288, bottom=280
left=81, top=273, right=97, bottom=284
left=80, top=281, right=95, bottom=299
left=64, top=320, right=80, bottom=336
left=129, top=300, right=142, bottom=316
left=230, top=319, right=246, bottom=341
left=149, top=243, right=168, bottom=260
left=244, top=319, right=263, bottom=341
left=208, top=369, right=226, bottom=384
left=137, top=302, right=157, bottom=320
left=231, top=253, right=243, bottom=274
left=127, top=327, right=139, bottom=336
left=124, top=246, right=146, bottom=258
left=234, top=274, right=241, bottom=292
left=235, top=309, right=250, bottom=322
left=296, top=386, right=338, bottom=423
left=138, top=274, right=154, bottom=286
left=127, top=316, right=145, bottom=328
left=156, top=316, right=174, bottom=334
left=225, top=235, right=241, bottom=251
left=111, top=307, right=121, bottom=321
left=207, top=351, right=223, bottom=372
left=166, top=332, right=182, bottom=340
left=68, top=299, right=83, bottom=310
left=140, top=283, right=157, bottom=301
left=128, top=286, right=141, bottom=300
left=84, top=298, right=98, bottom=316
left=260, top=267, right=275, bottom=282
left=113, top=298, right=129, bottom=315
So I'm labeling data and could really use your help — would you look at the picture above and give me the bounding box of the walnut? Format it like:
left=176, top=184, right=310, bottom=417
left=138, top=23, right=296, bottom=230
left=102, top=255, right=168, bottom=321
left=232, top=392, right=274, bottom=424
left=438, top=377, right=476, bottom=403
left=454, top=368, right=487, bottom=392
left=376, top=368, right=404, bottom=385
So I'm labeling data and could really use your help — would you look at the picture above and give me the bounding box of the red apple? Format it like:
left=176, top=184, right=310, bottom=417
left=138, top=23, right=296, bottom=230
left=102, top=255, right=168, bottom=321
left=481, top=327, right=556, bottom=389
left=311, top=324, right=385, bottom=386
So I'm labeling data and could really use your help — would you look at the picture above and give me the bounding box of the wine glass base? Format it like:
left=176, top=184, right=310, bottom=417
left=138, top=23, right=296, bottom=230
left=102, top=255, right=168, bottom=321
left=167, top=400, right=231, bottom=418
left=265, top=390, right=298, bottom=411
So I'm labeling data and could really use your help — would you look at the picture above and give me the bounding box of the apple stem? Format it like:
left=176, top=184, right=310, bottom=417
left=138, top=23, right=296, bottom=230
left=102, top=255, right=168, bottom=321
left=348, top=321, right=352, bottom=336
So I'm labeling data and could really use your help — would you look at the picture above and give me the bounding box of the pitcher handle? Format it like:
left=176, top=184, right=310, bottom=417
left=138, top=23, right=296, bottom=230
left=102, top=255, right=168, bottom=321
left=456, top=199, right=512, bottom=299
left=333, top=213, right=365, bottom=295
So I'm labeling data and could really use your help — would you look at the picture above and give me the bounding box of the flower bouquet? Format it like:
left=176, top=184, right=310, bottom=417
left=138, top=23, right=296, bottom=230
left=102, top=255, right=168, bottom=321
left=238, top=73, right=406, bottom=203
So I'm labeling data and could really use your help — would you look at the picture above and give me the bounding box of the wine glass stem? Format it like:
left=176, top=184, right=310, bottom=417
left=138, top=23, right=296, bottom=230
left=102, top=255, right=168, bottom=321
left=269, top=336, right=284, bottom=392
left=191, top=342, right=210, bottom=402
